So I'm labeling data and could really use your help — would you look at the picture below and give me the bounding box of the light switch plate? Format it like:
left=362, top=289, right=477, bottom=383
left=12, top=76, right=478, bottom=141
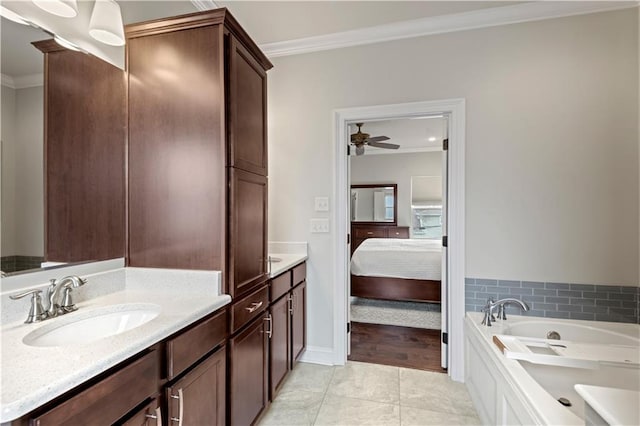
left=310, top=218, right=330, bottom=233
left=314, top=197, right=329, bottom=212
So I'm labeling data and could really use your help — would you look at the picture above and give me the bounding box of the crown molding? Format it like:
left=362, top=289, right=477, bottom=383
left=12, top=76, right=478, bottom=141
left=190, top=0, right=219, bottom=12
left=1, top=74, right=15, bottom=89
left=261, top=1, right=639, bottom=58
left=15, top=73, right=43, bottom=89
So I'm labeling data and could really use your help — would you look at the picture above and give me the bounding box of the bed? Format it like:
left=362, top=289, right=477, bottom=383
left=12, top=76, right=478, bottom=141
left=350, top=238, right=442, bottom=303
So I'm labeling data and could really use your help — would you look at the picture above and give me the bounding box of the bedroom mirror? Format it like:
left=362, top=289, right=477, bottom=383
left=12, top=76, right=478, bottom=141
left=350, top=184, right=397, bottom=225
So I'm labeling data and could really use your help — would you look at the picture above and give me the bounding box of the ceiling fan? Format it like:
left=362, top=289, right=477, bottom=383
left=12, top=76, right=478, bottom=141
left=350, top=123, right=399, bottom=155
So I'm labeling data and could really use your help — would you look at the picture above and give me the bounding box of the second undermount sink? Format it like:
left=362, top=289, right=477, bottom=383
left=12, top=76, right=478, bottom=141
left=23, top=303, right=161, bottom=347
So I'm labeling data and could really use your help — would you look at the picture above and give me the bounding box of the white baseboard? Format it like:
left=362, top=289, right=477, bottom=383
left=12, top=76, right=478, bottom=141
left=298, top=346, right=336, bottom=366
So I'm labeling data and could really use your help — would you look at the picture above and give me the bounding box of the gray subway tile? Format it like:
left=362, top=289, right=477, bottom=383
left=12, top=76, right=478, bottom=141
left=620, top=287, right=639, bottom=293
left=545, top=282, right=570, bottom=290
left=498, top=280, right=521, bottom=288
left=545, top=311, right=570, bottom=319
left=608, top=292, right=636, bottom=301
left=597, top=285, right=622, bottom=293
left=583, top=291, right=609, bottom=300
left=569, top=312, right=595, bottom=321
left=582, top=306, right=609, bottom=314
left=484, top=286, right=501, bottom=293
left=595, top=314, right=636, bottom=323
left=569, top=298, right=595, bottom=306
left=522, top=281, right=545, bottom=289
left=465, top=285, right=486, bottom=292
left=534, top=289, right=558, bottom=297
left=609, top=308, right=637, bottom=316
left=621, top=300, right=637, bottom=309
left=521, top=309, right=545, bottom=318
left=557, top=290, right=582, bottom=298
left=465, top=278, right=476, bottom=285
left=476, top=292, right=499, bottom=300
left=596, top=299, right=622, bottom=308
left=557, top=304, right=583, bottom=313
left=509, top=288, right=533, bottom=296
left=533, top=302, right=557, bottom=311
left=520, top=295, right=545, bottom=303
left=497, top=293, right=512, bottom=300
left=569, top=284, right=595, bottom=292
left=545, top=296, right=570, bottom=304
left=477, top=279, right=498, bottom=286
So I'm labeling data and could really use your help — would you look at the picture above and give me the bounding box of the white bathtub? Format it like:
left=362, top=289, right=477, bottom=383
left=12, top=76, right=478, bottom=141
left=464, top=312, right=640, bottom=425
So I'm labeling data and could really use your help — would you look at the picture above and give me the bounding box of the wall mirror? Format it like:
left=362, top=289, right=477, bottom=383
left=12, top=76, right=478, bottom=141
left=350, top=184, right=397, bottom=225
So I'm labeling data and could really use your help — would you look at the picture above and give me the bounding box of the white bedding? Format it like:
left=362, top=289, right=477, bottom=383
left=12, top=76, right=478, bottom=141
left=350, top=238, right=442, bottom=280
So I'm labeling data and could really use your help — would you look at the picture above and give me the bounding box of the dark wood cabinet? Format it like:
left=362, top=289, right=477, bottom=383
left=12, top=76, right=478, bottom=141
left=229, top=312, right=269, bottom=426
left=229, top=168, right=268, bottom=298
left=269, top=294, right=291, bottom=398
left=34, top=40, right=126, bottom=263
left=166, top=346, right=226, bottom=426
left=121, top=398, right=162, bottom=426
left=351, top=224, right=410, bottom=253
left=125, top=10, right=273, bottom=298
left=292, top=281, right=307, bottom=364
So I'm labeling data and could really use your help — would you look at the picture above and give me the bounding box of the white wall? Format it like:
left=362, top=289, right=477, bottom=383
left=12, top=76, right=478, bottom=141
left=1, top=86, right=43, bottom=257
left=350, top=151, right=442, bottom=227
left=267, top=9, right=639, bottom=352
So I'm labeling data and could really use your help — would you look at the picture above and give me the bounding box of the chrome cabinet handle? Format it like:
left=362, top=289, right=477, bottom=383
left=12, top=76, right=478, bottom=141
left=367, top=232, right=373, bottom=235
left=245, top=301, right=263, bottom=313
left=145, top=406, right=162, bottom=425
left=264, top=314, right=273, bottom=338
left=170, top=389, right=184, bottom=426
left=288, top=295, right=293, bottom=315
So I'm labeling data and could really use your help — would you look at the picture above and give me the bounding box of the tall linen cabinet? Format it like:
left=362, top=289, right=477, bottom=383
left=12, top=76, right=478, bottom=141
left=126, top=9, right=273, bottom=426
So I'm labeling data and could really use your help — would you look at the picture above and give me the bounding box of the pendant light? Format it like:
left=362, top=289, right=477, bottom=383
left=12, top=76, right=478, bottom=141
left=89, top=0, right=125, bottom=46
left=54, top=35, right=81, bottom=51
left=32, top=0, right=78, bottom=18
left=0, top=6, right=30, bottom=25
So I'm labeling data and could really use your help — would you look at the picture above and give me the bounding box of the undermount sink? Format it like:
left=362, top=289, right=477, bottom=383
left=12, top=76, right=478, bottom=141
left=23, top=304, right=161, bottom=347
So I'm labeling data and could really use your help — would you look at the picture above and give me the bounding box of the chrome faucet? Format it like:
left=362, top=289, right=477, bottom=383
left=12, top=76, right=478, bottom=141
left=481, top=297, right=530, bottom=326
left=10, top=275, right=87, bottom=323
left=46, top=275, right=87, bottom=316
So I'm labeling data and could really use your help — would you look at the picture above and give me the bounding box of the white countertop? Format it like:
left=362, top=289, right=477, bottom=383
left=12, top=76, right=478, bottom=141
left=1, top=268, right=230, bottom=422
left=269, top=253, right=307, bottom=278
left=575, top=385, right=640, bottom=426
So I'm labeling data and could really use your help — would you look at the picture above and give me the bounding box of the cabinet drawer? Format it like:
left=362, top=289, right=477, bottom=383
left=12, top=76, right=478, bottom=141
left=121, top=397, right=161, bottom=426
left=33, top=350, right=159, bottom=425
left=166, top=309, right=227, bottom=380
left=354, top=227, right=386, bottom=238
left=387, top=227, right=410, bottom=239
left=232, top=284, right=269, bottom=333
left=271, top=271, right=291, bottom=302
left=292, top=262, right=306, bottom=286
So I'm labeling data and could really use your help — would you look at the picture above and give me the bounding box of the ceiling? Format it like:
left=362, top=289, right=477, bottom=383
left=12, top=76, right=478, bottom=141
left=349, top=116, right=446, bottom=155
left=1, top=1, right=518, bottom=79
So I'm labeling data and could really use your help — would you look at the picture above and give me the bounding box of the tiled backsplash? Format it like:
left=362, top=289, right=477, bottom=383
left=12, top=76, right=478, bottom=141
left=465, top=278, right=639, bottom=324
left=1, top=256, right=44, bottom=274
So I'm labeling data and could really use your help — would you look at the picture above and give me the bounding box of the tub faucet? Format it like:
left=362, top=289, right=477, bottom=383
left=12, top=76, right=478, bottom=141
left=46, top=275, right=87, bottom=317
left=481, top=298, right=530, bottom=326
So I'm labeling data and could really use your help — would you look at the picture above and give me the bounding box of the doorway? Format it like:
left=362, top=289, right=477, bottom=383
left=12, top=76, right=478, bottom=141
left=333, top=99, right=466, bottom=382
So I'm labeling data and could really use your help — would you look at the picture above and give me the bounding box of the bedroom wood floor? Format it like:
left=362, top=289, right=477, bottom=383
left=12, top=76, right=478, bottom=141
left=348, top=322, right=445, bottom=372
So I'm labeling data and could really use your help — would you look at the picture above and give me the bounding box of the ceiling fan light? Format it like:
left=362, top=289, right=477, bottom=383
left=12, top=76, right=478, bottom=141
left=0, top=6, right=30, bottom=25
left=89, top=0, right=125, bottom=46
left=32, top=0, right=78, bottom=18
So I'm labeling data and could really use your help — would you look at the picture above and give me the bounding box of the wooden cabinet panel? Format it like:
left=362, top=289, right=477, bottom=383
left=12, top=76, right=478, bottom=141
left=32, top=350, right=158, bottom=425
left=292, top=262, right=306, bottom=286
left=229, top=168, right=268, bottom=298
left=269, top=295, right=290, bottom=399
left=231, top=284, right=269, bottom=333
left=229, top=314, right=269, bottom=426
left=34, top=42, right=126, bottom=263
left=127, top=25, right=226, bottom=270
left=166, top=309, right=227, bottom=380
left=228, top=36, right=268, bottom=176
left=387, top=226, right=410, bottom=239
left=353, top=227, right=387, bottom=238
left=271, top=271, right=291, bottom=302
left=167, top=346, right=226, bottom=426
left=121, top=397, right=161, bottom=426
left=291, top=282, right=307, bottom=364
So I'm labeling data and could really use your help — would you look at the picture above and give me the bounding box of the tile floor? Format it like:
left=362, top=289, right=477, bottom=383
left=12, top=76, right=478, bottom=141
left=258, top=361, right=481, bottom=426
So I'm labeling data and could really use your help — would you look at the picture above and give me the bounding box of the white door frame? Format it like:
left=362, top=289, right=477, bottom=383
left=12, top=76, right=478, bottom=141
left=332, top=98, right=466, bottom=382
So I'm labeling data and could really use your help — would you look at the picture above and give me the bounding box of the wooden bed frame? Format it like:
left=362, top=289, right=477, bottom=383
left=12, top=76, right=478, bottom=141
left=351, top=274, right=441, bottom=303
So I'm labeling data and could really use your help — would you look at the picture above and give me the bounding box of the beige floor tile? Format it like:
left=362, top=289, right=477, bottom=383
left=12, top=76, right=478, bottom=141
left=258, top=390, right=325, bottom=426
left=314, top=394, right=400, bottom=426
left=327, top=361, right=400, bottom=404
left=399, top=368, right=477, bottom=417
left=400, top=406, right=481, bottom=426
left=280, top=362, right=336, bottom=394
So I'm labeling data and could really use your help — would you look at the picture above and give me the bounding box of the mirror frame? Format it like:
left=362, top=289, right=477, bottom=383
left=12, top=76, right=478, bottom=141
left=350, top=183, right=398, bottom=226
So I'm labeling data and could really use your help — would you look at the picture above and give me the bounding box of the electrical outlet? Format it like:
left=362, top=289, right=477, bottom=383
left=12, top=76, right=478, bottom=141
left=314, top=196, right=329, bottom=212
left=310, top=218, right=330, bottom=233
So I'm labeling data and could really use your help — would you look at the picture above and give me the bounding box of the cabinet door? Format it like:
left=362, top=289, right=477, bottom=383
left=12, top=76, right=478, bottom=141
left=166, top=346, right=226, bottom=426
left=291, top=282, right=307, bottom=364
left=121, top=397, right=162, bottom=426
left=128, top=25, right=226, bottom=270
left=229, top=168, right=268, bottom=298
left=227, top=36, right=268, bottom=176
left=229, top=313, right=269, bottom=426
left=269, top=296, right=291, bottom=399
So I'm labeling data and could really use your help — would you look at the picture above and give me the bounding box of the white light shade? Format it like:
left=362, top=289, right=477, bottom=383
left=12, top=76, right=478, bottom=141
left=32, top=0, right=78, bottom=18
left=89, top=0, right=125, bottom=46
left=0, top=6, right=30, bottom=25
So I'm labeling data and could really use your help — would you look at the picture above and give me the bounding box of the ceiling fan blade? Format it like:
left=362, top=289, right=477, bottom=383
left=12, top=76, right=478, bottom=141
left=355, top=145, right=365, bottom=155
left=366, top=136, right=390, bottom=143
left=368, top=141, right=399, bottom=150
